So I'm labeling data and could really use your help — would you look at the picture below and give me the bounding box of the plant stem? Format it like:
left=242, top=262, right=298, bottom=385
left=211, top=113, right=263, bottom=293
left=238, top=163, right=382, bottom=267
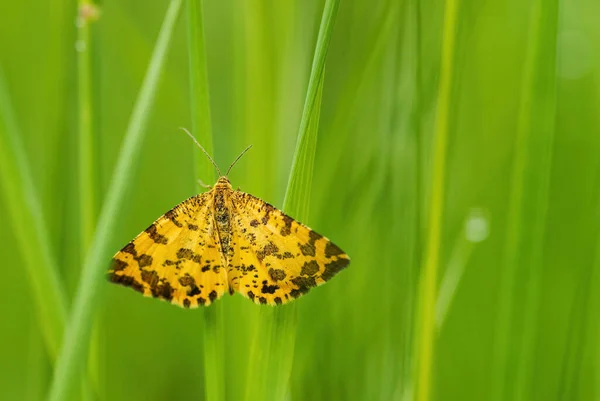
left=46, top=2, right=183, bottom=400
left=187, top=0, right=214, bottom=183
left=266, top=1, right=340, bottom=399
left=491, top=0, right=559, bottom=400
left=76, top=2, right=102, bottom=399
left=282, top=0, right=340, bottom=215
left=186, top=1, right=224, bottom=400
left=76, top=0, right=98, bottom=251
left=0, top=67, right=68, bottom=362
left=414, top=0, right=458, bottom=399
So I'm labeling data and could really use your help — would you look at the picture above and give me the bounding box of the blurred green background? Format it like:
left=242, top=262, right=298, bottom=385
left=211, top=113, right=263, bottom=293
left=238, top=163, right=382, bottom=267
left=1, top=0, right=599, bottom=400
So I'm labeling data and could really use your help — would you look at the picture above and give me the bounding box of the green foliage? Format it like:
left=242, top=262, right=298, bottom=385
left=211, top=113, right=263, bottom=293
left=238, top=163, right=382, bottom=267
left=47, top=1, right=183, bottom=399
left=0, top=0, right=598, bottom=400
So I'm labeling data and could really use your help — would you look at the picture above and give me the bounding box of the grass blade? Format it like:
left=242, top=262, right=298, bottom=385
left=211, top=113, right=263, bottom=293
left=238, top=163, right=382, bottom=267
left=273, top=0, right=339, bottom=398
left=76, top=1, right=100, bottom=250
left=491, top=0, right=559, bottom=400
left=186, top=1, right=224, bottom=400
left=245, top=1, right=340, bottom=399
left=76, top=3, right=102, bottom=398
left=282, top=0, right=340, bottom=216
left=187, top=0, right=214, bottom=184
left=435, top=209, right=489, bottom=330
left=46, top=1, right=183, bottom=399
left=0, top=67, right=68, bottom=361
left=413, top=0, right=459, bottom=399
left=265, top=77, right=324, bottom=401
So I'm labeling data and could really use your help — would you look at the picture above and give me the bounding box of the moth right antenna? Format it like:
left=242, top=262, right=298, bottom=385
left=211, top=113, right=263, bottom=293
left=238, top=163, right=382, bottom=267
left=226, top=145, right=253, bottom=176
left=179, top=127, right=222, bottom=177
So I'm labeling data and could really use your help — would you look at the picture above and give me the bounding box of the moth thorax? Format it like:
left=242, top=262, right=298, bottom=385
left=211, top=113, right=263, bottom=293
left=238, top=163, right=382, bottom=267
left=215, top=176, right=232, bottom=189
left=213, top=191, right=233, bottom=256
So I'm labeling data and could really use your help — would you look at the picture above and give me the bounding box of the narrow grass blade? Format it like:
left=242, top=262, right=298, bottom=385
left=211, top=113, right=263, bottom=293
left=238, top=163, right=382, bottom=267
left=242, top=0, right=276, bottom=199
left=512, top=2, right=558, bottom=399
left=435, top=209, right=489, bottom=330
left=187, top=0, right=214, bottom=184
left=46, top=1, right=183, bottom=400
left=557, top=257, right=596, bottom=401
left=264, top=77, right=325, bottom=401
left=244, top=1, right=340, bottom=399
left=314, top=2, right=399, bottom=196
left=390, top=2, right=423, bottom=399
left=274, top=0, right=339, bottom=397
left=76, top=1, right=100, bottom=250
left=491, top=0, right=559, bottom=400
left=76, top=2, right=103, bottom=398
left=282, top=0, right=340, bottom=216
left=0, top=67, right=68, bottom=361
left=413, top=0, right=459, bottom=400
left=186, top=1, right=224, bottom=400
left=26, top=319, right=47, bottom=401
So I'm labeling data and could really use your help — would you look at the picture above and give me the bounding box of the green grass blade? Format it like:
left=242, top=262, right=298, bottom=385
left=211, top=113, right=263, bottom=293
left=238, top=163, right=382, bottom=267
left=76, top=2, right=102, bottom=399
left=187, top=0, right=215, bottom=184
left=46, top=1, right=183, bottom=400
left=76, top=1, right=99, bottom=251
left=282, top=0, right=340, bottom=216
left=512, top=1, right=558, bottom=399
left=186, top=1, right=224, bottom=400
left=242, top=0, right=276, bottom=199
left=0, top=67, right=68, bottom=361
left=264, top=77, right=324, bottom=401
left=491, top=0, right=559, bottom=400
left=282, top=65, right=325, bottom=220
left=245, top=1, right=340, bottom=399
left=274, top=0, right=339, bottom=397
left=414, top=0, right=459, bottom=399
left=435, top=210, right=489, bottom=330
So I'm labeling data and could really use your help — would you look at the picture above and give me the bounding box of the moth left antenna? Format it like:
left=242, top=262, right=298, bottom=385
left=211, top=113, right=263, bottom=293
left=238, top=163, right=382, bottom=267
left=179, top=127, right=222, bottom=177
left=226, top=145, right=253, bottom=176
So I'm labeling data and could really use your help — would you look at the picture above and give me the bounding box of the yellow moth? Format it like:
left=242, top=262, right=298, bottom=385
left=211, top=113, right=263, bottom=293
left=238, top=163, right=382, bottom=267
left=108, top=129, right=350, bottom=307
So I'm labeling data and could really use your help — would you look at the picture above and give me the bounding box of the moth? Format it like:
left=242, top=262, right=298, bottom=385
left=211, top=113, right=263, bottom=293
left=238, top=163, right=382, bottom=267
left=108, top=129, right=350, bottom=307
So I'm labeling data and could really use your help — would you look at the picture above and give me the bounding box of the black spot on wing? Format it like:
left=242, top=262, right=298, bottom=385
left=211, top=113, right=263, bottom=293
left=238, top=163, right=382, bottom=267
left=141, top=270, right=159, bottom=286
left=280, top=215, right=293, bottom=236
left=300, top=260, right=319, bottom=276
left=261, top=283, right=279, bottom=294
left=111, top=259, right=128, bottom=272
left=321, top=257, right=350, bottom=281
left=268, top=268, right=287, bottom=282
left=188, top=286, right=201, bottom=297
left=299, top=242, right=315, bottom=257
left=257, top=242, right=279, bottom=262
left=291, top=275, right=317, bottom=290
left=178, top=274, right=195, bottom=287
left=177, top=248, right=193, bottom=260
left=137, top=254, right=153, bottom=268
left=145, top=224, right=168, bottom=244
left=325, top=241, right=344, bottom=258
left=110, top=273, right=145, bottom=294
left=122, top=242, right=137, bottom=256
left=165, top=209, right=183, bottom=227
left=152, top=281, right=175, bottom=301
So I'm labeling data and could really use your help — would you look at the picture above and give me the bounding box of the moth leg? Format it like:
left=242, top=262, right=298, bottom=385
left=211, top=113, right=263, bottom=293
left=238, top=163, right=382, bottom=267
left=197, top=179, right=212, bottom=189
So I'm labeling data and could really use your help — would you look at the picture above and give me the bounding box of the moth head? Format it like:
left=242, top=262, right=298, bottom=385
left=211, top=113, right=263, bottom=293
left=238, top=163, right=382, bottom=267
left=215, top=176, right=232, bottom=189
